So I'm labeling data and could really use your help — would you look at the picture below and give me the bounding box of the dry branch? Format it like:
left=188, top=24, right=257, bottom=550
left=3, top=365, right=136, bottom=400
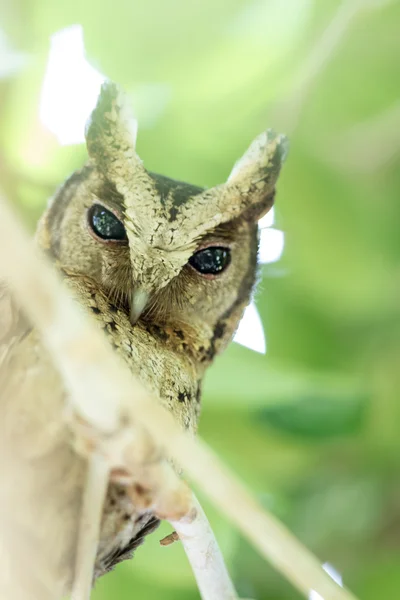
left=0, top=192, right=359, bottom=600
left=170, top=494, right=238, bottom=600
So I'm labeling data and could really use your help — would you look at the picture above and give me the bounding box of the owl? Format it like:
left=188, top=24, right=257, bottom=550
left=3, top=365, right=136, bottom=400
left=0, top=82, right=286, bottom=599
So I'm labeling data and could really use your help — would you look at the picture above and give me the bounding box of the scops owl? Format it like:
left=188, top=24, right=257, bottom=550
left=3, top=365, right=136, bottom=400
left=0, top=82, right=286, bottom=599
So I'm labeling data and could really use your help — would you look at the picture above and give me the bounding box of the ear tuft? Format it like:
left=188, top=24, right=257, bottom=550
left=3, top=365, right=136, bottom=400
left=85, top=80, right=138, bottom=170
left=225, top=129, right=288, bottom=222
left=228, top=129, right=288, bottom=187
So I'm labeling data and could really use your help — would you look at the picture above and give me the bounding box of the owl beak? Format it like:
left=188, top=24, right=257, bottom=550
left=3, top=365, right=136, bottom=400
left=130, top=288, right=149, bottom=324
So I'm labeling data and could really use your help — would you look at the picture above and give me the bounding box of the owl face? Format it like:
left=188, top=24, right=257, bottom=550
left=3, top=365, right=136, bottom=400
left=38, top=82, right=286, bottom=363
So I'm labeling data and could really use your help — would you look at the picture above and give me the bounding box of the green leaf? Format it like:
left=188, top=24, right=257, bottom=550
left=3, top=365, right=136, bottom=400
left=255, top=392, right=367, bottom=439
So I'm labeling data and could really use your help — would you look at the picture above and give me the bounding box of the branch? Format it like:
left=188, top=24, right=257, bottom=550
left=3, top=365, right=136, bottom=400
left=0, top=192, right=358, bottom=600
left=169, top=494, right=238, bottom=600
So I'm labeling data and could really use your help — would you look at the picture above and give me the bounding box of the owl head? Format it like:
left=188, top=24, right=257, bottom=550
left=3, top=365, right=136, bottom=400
left=38, top=82, right=287, bottom=365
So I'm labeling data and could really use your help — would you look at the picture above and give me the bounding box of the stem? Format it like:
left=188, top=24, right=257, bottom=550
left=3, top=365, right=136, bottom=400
left=169, top=494, right=238, bottom=600
left=144, top=401, right=358, bottom=600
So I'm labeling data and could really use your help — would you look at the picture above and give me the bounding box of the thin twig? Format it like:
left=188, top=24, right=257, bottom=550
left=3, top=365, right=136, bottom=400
left=317, top=102, right=400, bottom=173
left=271, top=0, right=397, bottom=134
left=169, top=494, right=238, bottom=600
left=71, top=454, right=110, bottom=600
left=0, top=192, right=358, bottom=600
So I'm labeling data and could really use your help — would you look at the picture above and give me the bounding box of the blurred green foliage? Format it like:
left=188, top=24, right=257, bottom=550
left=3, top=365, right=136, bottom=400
left=1, top=0, right=400, bottom=598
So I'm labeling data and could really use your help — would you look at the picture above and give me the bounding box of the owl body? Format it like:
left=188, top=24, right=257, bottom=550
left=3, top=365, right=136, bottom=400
left=0, top=82, right=286, bottom=598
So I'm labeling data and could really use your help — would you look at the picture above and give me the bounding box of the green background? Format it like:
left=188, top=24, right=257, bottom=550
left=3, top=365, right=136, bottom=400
left=1, top=0, right=400, bottom=598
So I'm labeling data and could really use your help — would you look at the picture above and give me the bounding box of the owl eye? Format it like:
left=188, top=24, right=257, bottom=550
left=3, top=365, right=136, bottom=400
left=189, top=246, right=231, bottom=276
left=88, top=204, right=127, bottom=242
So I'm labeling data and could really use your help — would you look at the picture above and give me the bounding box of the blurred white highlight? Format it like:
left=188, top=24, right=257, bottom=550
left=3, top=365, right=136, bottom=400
left=234, top=301, right=266, bottom=354
left=258, top=207, right=284, bottom=265
left=258, top=206, right=275, bottom=228
left=234, top=207, right=285, bottom=353
left=39, top=25, right=104, bottom=145
left=259, top=227, right=284, bottom=264
left=309, top=563, right=343, bottom=600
